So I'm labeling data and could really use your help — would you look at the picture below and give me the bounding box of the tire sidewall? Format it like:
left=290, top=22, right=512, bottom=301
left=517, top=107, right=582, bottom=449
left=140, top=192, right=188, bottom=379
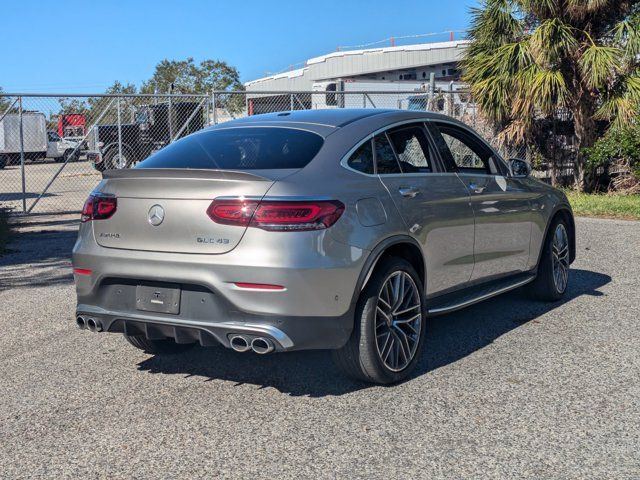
left=358, top=257, right=427, bottom=383
left=105, top=147, right=130, bottom=170
left=540, top=218, right=569, bottom=300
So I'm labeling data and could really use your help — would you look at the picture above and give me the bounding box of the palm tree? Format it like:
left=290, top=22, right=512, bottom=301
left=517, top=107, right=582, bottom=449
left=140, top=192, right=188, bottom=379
left=463, top=0, right=640, bottom=190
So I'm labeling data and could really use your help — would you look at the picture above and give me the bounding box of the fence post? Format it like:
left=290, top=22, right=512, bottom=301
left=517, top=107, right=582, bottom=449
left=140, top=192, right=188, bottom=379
left=117, top=97, right=123, bottom=167
left=212, top=92, right=217, bottom=125
left=19, top=96, right=26, bottom=213
left=168, top=86, right=174, bottom=142
left=428, top=72, right=435, bottom=111
left=205, top=94, right=210, bottom=126
left=290, top=93, right=294, bottom=111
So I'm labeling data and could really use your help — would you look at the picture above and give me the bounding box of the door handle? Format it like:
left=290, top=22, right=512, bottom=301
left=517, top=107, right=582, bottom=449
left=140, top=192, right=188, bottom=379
left=399, top=187, right=420, bottom=198
left=468, top=183, right=485, bottom=194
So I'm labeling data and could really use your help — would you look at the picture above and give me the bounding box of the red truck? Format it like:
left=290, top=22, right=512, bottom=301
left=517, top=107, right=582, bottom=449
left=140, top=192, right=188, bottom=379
left=57, top=114, right=86, bottom=140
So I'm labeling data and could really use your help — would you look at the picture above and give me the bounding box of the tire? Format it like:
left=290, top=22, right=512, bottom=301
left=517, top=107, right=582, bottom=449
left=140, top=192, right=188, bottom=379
left=332, top=257, right=426, bottom=384
left=123, top=334, right=195, bottom=355
left=103, top=147, right=130, bottom=170
left=57, top=149, right=73, bottom=163
left=531, top=217, right=570, bottom=301
left=0, top=155, right=6, bottom=169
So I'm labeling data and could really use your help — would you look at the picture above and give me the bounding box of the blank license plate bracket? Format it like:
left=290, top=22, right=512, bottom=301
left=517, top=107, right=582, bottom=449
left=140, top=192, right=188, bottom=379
left=136, top=283, right=181, bottom=314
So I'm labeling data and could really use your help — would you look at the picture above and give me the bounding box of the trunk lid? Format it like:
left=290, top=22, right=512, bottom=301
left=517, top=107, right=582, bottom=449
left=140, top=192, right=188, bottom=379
left=92, top=168, right=288, bottom=254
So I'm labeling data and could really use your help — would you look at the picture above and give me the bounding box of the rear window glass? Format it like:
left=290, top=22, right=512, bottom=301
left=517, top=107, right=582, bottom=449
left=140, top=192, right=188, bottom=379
left=137, top=127, right=324, bottom=170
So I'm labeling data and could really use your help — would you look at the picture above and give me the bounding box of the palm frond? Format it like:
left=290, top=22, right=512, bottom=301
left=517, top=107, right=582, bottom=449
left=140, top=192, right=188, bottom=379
left=579, top=45, right=623, bottom=89
left=529, top=18, right=578, bottom=66
left=498, top=117, right=533, bottom=144
left=595, top=74, right=640, bottom=127
left=612, top=18, right=640, bottom=59
left=515, top=0, right=559, bottom=18
left=466, top=0, right=522, bottom=50
left=567, top=0, right=613, bottom=19
left=514, top=64, right=569, bottom=114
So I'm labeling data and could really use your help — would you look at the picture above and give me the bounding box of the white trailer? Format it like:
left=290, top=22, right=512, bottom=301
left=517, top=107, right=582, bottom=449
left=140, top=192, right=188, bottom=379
left=0, top=112, right=47, bottom=168
left=311, top=79, right=473, bottom=115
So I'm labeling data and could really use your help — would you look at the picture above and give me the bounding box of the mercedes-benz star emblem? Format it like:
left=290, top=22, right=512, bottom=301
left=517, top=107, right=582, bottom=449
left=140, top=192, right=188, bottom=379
left=148, top=205, right=165, bottom=226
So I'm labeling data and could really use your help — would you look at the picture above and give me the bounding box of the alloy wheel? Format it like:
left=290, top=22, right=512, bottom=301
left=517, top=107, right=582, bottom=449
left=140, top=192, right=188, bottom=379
left=552, top=223, right=569, bottom=294
left=374, top=271, right=422, bottom=372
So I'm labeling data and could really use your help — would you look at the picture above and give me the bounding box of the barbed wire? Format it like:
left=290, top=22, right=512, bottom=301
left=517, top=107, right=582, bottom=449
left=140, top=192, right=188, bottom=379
left=337, top=30, right=468, bottom=50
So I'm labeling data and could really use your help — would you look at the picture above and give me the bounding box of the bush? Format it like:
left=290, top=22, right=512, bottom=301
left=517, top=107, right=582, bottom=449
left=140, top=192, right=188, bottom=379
left=583, top=126, right=640, bottom=193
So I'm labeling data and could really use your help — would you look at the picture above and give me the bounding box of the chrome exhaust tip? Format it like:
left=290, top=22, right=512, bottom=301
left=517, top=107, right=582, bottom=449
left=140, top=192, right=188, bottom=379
left=251, top=337, right=275, bottom=355
left=229, top=335, right=251, bottom=353
left=86, top=318, right=103, bottom=333
left=76, top=316, right=87, bottom=330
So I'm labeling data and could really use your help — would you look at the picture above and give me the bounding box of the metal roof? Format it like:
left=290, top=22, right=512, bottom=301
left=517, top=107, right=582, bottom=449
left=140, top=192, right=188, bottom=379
left=245, top=40, right=469, bottom=91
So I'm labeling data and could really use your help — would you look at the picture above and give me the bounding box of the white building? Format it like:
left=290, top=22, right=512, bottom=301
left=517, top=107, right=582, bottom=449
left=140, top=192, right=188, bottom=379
left=244, top=40, right=469, bottom=114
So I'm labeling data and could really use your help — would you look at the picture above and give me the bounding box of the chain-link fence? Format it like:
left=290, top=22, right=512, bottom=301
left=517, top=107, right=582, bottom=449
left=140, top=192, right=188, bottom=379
left=0, top=90, right=535, bottom=216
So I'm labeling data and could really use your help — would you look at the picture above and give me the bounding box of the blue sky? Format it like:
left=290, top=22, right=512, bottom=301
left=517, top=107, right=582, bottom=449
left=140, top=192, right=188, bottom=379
left=1, top=0, right=479, bottom=93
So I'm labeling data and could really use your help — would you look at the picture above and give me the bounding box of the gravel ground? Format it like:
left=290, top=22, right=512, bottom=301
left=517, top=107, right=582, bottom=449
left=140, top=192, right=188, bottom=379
left=0, top=216, right=638, bottom=479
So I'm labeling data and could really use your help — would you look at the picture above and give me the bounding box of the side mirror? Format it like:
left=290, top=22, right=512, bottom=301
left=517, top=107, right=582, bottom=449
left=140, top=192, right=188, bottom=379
left=509, top=158, right=530, bottom=177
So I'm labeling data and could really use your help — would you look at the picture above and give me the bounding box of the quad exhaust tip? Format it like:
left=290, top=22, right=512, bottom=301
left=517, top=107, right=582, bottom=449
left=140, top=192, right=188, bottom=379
left=251, top=337, right=275, bottom=355
left=229, top=335, right=275, bottom=354
left=76, top=316, right=103, bottom=332
left=229, top=335, right=252, bottom=353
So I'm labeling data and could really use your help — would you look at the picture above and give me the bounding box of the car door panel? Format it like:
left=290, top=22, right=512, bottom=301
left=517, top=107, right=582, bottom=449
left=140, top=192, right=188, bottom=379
left=458, top=173, right=533, bottom=280
left=375, top=125, right=475, bottom=296
left=427, top=121, right=535, bottom=283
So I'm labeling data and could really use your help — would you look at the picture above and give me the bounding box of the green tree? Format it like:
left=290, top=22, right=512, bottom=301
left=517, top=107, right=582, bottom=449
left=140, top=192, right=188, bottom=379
left=0, top=87, right=17, bottom=115
left=140, top=58, right=245, bottom=114
left=463, top=0, right=640, bottom=191
left=140, top=58, right=243, bottom=94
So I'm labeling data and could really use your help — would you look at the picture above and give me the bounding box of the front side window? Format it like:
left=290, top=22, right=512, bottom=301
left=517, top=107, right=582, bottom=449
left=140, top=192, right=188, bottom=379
left=137, top=127, right=324, bottom=170
left=374, top=134, right=401, bottom=174
left=429, top=123, right=500, bottom=175
left=387, top=125, right=432, bottom=173
left=347, top=139, right=374, bottom=174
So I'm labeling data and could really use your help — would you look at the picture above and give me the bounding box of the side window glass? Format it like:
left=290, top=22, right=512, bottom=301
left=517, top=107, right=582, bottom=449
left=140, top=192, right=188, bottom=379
left=387, top=125, right=432, bottom=173
left=374, top=134, right=401, bottom=174
left=441, top=132, right=485, bottom=170
left=431, top=123, right=496, bottom=175
left=347, top=139, right=374, bottom=174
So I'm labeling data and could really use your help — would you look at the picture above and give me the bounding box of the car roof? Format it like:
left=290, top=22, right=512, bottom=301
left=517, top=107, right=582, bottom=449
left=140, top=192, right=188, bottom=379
left=211, top=109, right=467, bottom=136
left=224, top=109, right=395, bottom=128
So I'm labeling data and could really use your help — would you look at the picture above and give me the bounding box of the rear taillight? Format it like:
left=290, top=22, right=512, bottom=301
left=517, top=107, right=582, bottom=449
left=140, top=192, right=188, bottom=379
left=81, top=194, right=117, bottom=222
left=207, top=199, right=345, bottom=231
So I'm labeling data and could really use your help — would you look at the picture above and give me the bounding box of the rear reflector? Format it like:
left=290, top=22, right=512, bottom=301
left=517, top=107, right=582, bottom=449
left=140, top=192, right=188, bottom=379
left=81, top=194, right=117, bottom=222
left=233, top=282, right=285, bottom=290
left=208, top=199, right=344, bottom=231
left=73, top=268, right=92, bottom=276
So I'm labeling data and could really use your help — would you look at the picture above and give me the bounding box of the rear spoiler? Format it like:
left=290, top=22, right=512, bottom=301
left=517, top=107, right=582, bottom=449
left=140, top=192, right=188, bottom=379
left=102, top=168, right=272, bottom=182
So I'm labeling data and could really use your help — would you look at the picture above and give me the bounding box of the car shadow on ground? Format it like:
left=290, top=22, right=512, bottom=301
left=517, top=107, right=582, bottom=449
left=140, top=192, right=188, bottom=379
left=0, top=192, right=56, bottom=202
left=136, top=268, right=611, bottom=397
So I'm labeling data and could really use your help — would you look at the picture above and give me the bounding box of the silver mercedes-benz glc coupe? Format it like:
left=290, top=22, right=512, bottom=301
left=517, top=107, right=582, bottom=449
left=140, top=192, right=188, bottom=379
left=72, top=109, right=575, bottom=384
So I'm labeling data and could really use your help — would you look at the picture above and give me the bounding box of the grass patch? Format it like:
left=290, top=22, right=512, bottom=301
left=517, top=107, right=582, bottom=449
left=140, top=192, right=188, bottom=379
left=564, top=191, right=640, bottom=220
left=0, top=208, right=12, bottom=255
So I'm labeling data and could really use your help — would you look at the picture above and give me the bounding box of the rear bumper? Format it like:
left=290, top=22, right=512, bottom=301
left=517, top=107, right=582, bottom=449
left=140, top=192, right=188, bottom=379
left=72, top=226, right=368, bottom=351
left=75, top=304, right=354, bottom=352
